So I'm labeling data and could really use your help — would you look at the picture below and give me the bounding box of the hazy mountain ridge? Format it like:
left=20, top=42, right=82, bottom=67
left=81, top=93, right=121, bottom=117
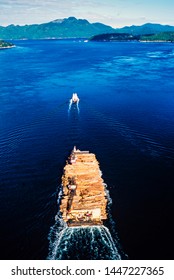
left=0, top=17, right=174, bottom=39
left=116, top=23, right=174, bottom=35
left=0, top=17, right=113, bottom=39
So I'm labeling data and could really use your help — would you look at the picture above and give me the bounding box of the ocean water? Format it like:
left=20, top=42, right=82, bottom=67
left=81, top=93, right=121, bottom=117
left=0, top=40, right=174, bottom=260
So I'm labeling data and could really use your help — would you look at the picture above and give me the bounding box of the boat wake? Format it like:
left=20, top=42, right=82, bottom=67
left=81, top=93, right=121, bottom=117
left=47, top=184, right=122, bottom=260
left=68, top=99, right=73, bottom=112
left=68, top=93, right=80, bottom=115
left=68, top=99, right=80, bottom=115
left=48, top=222, right=121, bottom=260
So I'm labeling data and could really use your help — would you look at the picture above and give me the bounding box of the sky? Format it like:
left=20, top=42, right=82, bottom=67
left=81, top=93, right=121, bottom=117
left=1, top=0, right=174, bottom=27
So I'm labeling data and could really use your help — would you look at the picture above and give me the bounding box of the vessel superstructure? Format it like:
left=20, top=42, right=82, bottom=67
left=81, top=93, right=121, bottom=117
left=71, top=93, right=79, bottom=103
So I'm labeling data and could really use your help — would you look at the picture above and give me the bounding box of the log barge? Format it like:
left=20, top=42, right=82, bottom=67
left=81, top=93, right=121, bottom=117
left=60, top=147, right=107, bottom=227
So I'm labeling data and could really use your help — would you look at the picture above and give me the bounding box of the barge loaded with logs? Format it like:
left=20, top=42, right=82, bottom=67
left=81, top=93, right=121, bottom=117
left=60, top=147, right=107, bottom=227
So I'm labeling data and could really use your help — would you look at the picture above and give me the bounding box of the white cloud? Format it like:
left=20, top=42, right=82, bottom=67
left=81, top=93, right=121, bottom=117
left=0, top=0, right=174, bottom=27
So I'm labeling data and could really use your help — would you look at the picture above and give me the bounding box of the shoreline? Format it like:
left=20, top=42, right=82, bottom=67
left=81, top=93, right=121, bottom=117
left=0, top=45, right=15, bottom=50
left=90, top=40, right=173, bottom=43
left=1, top=38, right=173, bottom=44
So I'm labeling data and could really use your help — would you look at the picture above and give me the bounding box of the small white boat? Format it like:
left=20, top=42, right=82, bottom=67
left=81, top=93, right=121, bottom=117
left=72, top=93, right=79, bottom=103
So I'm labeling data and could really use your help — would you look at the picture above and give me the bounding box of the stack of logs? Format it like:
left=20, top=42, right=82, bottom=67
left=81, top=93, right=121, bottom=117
left=60, top=149, right=107, bottom=226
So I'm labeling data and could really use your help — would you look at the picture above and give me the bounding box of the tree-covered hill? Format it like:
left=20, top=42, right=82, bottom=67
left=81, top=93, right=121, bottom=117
left=90, top=32, right=174, bottom=42
left=0, top=40, right=14, bottom=48
left=90, top=33, right=140, bottom=41
left=141, top=32, right=174, bottom=42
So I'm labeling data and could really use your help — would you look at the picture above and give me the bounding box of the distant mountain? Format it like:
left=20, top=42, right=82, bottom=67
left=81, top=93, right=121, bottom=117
left=0, top=17, right=174, bottom=40
left=117, top=23, right=174, bottom=35
left=0, top=17, right=114, bottom=39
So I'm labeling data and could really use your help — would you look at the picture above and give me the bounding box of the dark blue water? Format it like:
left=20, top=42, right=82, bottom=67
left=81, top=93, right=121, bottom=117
left=0, top=40, right=174, bottom=260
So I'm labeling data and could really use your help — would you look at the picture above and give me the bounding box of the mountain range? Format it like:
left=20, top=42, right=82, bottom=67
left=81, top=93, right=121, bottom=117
left=0, top=17, right=174, bottom=40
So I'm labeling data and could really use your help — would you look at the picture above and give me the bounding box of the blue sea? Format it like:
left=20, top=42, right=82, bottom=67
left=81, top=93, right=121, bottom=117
left=0, top=39, right=174, bottom=260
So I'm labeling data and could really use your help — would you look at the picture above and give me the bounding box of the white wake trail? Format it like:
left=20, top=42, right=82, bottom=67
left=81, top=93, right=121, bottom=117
left=48, top=225, right=121, bottom=260
left=68, top=99, right=73, bottom=114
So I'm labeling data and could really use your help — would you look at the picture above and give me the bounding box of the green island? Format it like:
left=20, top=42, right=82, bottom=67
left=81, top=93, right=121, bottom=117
left=0, top=40, right=15, bottom=49
left=90, top=32, right=174, bottom=42
left=141, top=32, right=174, bottom=42
left=89, top=33, right=139, bottom=42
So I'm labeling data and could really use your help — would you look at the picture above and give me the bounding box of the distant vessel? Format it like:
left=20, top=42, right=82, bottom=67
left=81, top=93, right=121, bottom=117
left=71, top=93, right=79, bottom=103
left=60, top=147, right=107, bottom=227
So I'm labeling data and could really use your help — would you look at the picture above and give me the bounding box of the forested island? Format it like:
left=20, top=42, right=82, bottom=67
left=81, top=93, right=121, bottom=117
left=90, top=33, right=139, bottom=42
left=90, top=32, right=174, bottom=42
left=141, top=32, right=174, bottom=42
left=0, top=40, right=14, bottom=49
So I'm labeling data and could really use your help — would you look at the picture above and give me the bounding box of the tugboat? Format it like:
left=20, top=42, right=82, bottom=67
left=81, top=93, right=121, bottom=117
left=71, top=93, right=79, bottom=103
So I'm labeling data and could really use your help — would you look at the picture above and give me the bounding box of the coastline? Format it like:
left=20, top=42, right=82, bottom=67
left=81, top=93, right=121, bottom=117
left=90, top=39, right=173, bottom=43
left=3, top=38, right=173, bottom=43
left=0, top=45, right=15, bottom=50
left=140, top=40, right=173, bottom=43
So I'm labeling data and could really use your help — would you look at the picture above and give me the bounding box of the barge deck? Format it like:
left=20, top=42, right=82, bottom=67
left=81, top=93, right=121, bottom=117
left=60, top=147, right=107, bottom=227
